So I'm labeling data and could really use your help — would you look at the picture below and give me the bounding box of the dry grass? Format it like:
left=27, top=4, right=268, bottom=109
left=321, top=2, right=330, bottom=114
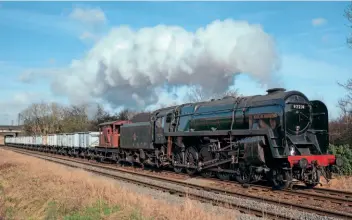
left=319, top=175, right=352, bottom=192
left=0, top=149, right=237, bottom=220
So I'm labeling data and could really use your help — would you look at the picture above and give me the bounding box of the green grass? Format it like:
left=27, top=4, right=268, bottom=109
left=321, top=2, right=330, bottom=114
left=43, top=199, right=121, bottom=220
left=44, top=201, right=59, bottom=220
left=5, top=207, right=14, bottom=220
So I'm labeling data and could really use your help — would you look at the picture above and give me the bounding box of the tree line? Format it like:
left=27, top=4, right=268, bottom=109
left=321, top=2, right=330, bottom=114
left=329, top=3, right=352, bottom=146
left=18, top=103, right=138, bottom=135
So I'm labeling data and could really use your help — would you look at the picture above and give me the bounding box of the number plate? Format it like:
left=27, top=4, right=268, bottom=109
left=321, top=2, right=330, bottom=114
left=292, top=104, right=305, bottom=109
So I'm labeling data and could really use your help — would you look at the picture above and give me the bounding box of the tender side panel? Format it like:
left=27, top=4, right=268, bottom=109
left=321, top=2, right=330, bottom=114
left=120, top=122, right=152, bottom=150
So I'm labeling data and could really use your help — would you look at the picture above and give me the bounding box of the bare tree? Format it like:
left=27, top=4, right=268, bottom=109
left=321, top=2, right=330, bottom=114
left=20, top=102, right=66, bottom=135
left=346, top=3, right=352, bottom=48
left=187, top=85, right=208, bottom=102
left=329, top=4, right=352, bottom=145
left=60, top=104, right=90, bottom=133
left=116, top=108, right=129, bottom=121
left=338, top=79, right=352, bottom=115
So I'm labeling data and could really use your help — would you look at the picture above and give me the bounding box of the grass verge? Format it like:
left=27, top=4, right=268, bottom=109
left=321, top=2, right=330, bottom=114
left=319, top=175, right=352, bottom=192
left=0, top=149, right=237, bottom=220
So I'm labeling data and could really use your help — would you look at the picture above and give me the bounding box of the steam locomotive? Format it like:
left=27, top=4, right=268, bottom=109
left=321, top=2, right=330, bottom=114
left=5, top=88, right=343, bottom=189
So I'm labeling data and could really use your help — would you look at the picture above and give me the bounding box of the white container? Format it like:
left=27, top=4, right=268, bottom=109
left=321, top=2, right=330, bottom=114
left=5, top=137, right=12, bottom=144
left=88, top=132, right=100, bottom=147
left=72, top=133, right=80, bottom=148
left=57, top=134, right=63, bottom=146
left=66, top=133, right=78, bottom=148
left=29, top=136, right=35, bottom=145
left=66, top=133, right=73, bottom=147
left=57, top=134, right=68, bottom=147
left=26, top=136, right=32, bottom=145
left=48, top=134, right=58, bottom=146
left=77, top=132, right=87, bottom=147
left=35, top=135, right=42, bottom=145
left=77, top=131, right=99, bottom=148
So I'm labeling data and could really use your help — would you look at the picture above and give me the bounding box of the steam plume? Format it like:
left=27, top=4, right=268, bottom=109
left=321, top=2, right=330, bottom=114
left=51, top=19, right=280, bottom=109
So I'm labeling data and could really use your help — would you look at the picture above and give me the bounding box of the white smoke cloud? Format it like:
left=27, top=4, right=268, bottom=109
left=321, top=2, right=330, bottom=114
left=49, top=19, right=280, bottom=109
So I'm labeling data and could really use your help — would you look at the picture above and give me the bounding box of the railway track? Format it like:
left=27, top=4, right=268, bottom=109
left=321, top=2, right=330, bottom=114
left=3, top=146, right=352, bottom=220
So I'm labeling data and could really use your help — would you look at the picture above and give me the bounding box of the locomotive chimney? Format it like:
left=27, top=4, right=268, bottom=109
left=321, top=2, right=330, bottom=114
left=266, top=88, right=286, bottom=94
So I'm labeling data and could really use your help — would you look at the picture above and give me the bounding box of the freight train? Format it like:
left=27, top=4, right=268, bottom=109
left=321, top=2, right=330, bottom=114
left=5, top=88, right=343, bottom=190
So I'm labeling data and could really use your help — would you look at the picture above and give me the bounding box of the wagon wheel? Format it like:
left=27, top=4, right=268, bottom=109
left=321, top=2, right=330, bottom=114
left=185, top=146, right=198, bottom=176
left=113, top=151, right=121, bottom=166
left=172, top=150, right=184, bottom=173
left=138, top=149, right=146, bottom=169
left=199, top=145, right=213, bottom=178
left=117, top=149, right=124, bottom=166
left=272, top=168, right=292, bottom=190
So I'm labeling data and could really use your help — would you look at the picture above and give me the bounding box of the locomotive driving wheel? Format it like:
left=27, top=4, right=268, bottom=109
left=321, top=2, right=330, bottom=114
left=235, top=162, right=251, bottom=184
left=272, top=168, right=292, bottom=190
left=199, top=145, right=213, bottom=178
left=185, top=146, right=198, bottom=175
left=172, top=150, right=184, bottom=173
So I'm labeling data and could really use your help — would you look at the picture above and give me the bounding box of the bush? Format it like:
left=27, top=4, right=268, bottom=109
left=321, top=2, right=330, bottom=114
left=328, top=144, right=352, bottom=175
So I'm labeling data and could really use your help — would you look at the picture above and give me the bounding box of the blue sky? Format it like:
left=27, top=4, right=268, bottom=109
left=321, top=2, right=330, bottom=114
left=0, top=1, right=351, bottom=124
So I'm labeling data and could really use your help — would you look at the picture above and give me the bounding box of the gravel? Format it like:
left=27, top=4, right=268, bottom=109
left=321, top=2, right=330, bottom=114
left=23, top=152, right=344, bottom=220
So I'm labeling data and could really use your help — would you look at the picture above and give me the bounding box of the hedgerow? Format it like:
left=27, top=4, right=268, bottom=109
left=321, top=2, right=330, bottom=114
left=328, top=144, right=352, bottom=175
